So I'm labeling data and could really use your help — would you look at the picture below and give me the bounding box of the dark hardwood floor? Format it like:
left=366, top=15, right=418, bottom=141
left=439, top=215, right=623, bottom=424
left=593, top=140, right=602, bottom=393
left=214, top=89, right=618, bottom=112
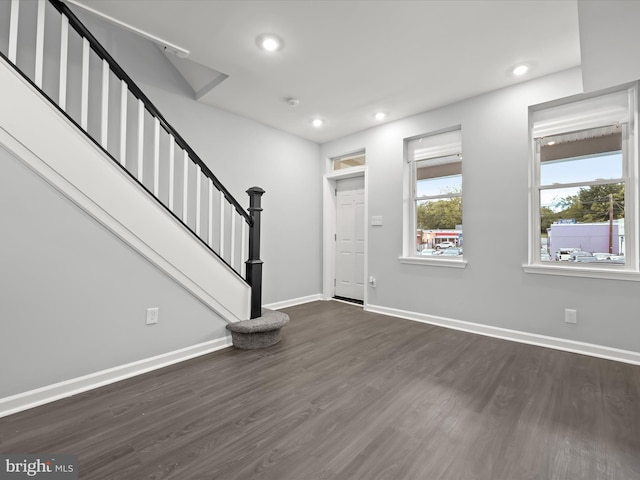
left=1, top=300, right=639, bottom=479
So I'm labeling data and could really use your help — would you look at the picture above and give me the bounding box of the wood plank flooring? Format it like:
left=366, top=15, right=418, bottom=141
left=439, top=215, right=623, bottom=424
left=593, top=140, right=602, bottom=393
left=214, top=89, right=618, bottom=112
left=1, top=300, right=639, bottom=479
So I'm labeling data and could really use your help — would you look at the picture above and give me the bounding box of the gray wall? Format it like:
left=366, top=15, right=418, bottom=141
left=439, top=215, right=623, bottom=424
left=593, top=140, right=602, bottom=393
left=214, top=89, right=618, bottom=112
left=579, top=0, right=640, bottom=93
left=0, top=147, right=228, bottom=397
left=320, top=68, right=640, bottom=353
left=72, top=11, right=323, bottom=305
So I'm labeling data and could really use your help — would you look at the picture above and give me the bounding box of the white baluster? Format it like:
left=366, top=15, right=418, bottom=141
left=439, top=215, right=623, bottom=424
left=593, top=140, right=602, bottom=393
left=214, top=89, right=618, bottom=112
left=230, top=210, right=236, bottom=269
left=35, top=0, right=45, bottom=88
left=59, top=16, right=68, bottom=110
left=241, top=219, right=247, bottom=277
left=81, top=38, right=90, bottom=130
left=219, top=191, right=225, bottom=257
left=195, top=165, right=202, bottom=235
left=168, top=135, right=175, bottom=211
left=153, top=118, right=160, bottom=195
left=8, top=0, right=19, bottom=64
left=208, top=179, right=214, bottom=247
left=137, top=99, right=144, bottom=180
left=100, top=59, right=109, bottom=148
left=182, top=151, right=189, bottom=221
left=119, top=80, right=127, bottom=166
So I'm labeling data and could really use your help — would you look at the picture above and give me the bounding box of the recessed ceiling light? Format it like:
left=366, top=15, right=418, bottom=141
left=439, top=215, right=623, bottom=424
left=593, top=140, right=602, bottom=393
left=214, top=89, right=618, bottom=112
left=257, top=34, right=283, bottom=52
left=374, top=112, right=387, bottom=121
left=546, top=140, right=556, bottom=146
left=312, top=118, right=324, bottom=128
left=512, top=64, right=529, bottom=76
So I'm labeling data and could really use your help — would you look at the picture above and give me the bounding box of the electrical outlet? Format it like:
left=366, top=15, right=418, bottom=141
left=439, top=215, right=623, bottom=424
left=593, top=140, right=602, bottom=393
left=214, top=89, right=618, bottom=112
left=146, top=307, right=159, bottom=325
left=565, top=308, right=577, bottom=324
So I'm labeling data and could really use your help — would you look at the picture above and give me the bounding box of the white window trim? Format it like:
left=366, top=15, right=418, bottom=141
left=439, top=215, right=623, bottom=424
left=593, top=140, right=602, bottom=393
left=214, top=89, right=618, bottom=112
left=524, top=83, right=639, bottom=280
left=401, top=126, right=465, bottom=268
left=523, top=263, right=640, bottom=281
left=326, top=165, right=366, bottom=181
left=399, top=255, right=467, bottom=268
left=331, top=149, right=366, bottom=173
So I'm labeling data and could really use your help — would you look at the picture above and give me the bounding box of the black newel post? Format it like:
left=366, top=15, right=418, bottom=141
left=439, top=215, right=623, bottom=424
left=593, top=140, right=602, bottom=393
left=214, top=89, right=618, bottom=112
left=246, top=186, right=265, bottom=319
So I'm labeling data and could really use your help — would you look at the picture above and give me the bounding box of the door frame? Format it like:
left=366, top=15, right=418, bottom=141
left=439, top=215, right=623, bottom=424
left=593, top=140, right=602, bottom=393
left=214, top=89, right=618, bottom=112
left=323, top=166, right=368, bottom=305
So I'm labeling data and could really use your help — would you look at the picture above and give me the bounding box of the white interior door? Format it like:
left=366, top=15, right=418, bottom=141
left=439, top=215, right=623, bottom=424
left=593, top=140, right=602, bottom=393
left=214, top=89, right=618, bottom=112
left=335, top=176, right=365, bottom=301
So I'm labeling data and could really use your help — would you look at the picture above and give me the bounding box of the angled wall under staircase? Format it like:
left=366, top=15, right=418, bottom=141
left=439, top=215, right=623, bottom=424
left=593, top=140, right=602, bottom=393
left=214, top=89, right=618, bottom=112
left=0, top=57, right=251, bottom=322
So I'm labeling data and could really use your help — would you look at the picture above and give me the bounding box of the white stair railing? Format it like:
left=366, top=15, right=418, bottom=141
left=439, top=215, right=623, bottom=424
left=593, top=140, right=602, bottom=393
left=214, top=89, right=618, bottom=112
left=0, top=0, right=255, bottom=282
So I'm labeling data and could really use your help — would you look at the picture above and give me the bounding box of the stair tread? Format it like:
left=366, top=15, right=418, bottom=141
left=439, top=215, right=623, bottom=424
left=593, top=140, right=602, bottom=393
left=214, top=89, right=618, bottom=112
left=226, top=309, right=290, bottom=333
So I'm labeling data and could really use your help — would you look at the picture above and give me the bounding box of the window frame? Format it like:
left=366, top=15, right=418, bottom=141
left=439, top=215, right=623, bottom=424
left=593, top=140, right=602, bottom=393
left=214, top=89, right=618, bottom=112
left=400, top=126, right=467, bottom=268
left=332, top=150, right=366, bottom=172
left=524, top=84, right=639, bottom=281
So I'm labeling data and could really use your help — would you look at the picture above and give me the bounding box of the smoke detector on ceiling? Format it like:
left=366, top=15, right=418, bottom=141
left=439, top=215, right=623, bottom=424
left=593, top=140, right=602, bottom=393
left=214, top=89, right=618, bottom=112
left=286, top=98, right=300, bottom=107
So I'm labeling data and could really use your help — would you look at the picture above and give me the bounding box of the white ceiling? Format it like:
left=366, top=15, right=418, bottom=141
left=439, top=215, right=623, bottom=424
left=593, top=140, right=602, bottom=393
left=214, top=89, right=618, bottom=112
left=69, top=0, right=581, bottom=144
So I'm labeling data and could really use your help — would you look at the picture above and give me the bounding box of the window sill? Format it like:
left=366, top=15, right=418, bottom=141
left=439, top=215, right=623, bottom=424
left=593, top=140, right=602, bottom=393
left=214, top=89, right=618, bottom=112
left=399, top=256, right=468, bottom=268
left=522, top=263, right=640, bottom=281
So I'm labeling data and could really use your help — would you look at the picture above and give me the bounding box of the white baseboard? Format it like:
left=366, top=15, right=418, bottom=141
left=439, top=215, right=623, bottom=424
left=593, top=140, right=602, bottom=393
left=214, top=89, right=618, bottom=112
left=264, top=293, right=323, bottom=311
left=366, top=304, right=640, bottom=366
left=0, top=337, right=232, bottom=419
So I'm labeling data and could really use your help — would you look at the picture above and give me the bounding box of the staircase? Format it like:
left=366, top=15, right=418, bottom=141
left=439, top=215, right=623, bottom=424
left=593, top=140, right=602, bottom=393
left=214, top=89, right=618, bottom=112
left=0, top=0, right=264, bottom=322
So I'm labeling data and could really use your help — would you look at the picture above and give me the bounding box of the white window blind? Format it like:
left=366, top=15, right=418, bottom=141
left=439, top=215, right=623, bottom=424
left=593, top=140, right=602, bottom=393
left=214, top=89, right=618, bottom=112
left=407, top=129, right=462, bottom=163
left=532, top=89, right=631, bottom=139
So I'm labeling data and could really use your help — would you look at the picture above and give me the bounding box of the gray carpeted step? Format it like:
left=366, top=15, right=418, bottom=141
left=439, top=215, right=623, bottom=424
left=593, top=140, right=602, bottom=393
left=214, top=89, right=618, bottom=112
left=226, top=309, right=290, bottom=349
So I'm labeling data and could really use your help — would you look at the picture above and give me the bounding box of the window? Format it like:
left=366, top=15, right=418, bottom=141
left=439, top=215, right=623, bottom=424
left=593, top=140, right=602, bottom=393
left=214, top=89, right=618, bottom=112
left=333, top=152, right=365, bottom=171
left=405, top=127, right=463, bottom=261
left=528, top=86, right=637, bottom=278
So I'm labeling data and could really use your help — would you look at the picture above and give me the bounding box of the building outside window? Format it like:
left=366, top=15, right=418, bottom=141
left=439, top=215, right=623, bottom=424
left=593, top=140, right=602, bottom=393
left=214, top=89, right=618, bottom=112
left=529, top=85, right=637, bottom=275
left=407, top=127, right=463, bottom=259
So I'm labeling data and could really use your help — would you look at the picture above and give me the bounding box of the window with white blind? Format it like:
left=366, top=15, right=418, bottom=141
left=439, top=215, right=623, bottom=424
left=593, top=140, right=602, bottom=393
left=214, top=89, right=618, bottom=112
left=526, top=85, right=638, bottom=279
left=403, top=127, right=464, bottom=264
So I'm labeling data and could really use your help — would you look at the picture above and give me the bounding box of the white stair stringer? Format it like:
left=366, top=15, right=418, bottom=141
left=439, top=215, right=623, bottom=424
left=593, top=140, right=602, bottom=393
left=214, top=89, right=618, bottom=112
left=0, top=57, right=251, bottom=323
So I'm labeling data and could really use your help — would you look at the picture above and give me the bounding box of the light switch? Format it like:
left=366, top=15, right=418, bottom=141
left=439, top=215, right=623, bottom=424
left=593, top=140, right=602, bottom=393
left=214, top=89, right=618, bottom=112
left=371, top=216, right=383, bottom=226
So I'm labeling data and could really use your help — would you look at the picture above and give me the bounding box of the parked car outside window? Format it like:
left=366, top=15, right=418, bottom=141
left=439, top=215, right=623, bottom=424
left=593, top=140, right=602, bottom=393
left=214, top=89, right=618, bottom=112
left=569, top=251, right=595, bottom=262
left=556, top=248, right=578, bottom=261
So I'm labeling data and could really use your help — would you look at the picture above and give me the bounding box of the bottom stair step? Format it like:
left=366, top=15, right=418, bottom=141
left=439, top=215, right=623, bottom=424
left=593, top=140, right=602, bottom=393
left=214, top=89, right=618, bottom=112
left=226, top=309, right=290, bottom=349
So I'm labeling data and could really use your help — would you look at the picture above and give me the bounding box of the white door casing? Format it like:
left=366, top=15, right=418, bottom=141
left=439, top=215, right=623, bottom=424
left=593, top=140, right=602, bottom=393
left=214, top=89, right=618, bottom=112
left=335, top=176, right=365, bottom=301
